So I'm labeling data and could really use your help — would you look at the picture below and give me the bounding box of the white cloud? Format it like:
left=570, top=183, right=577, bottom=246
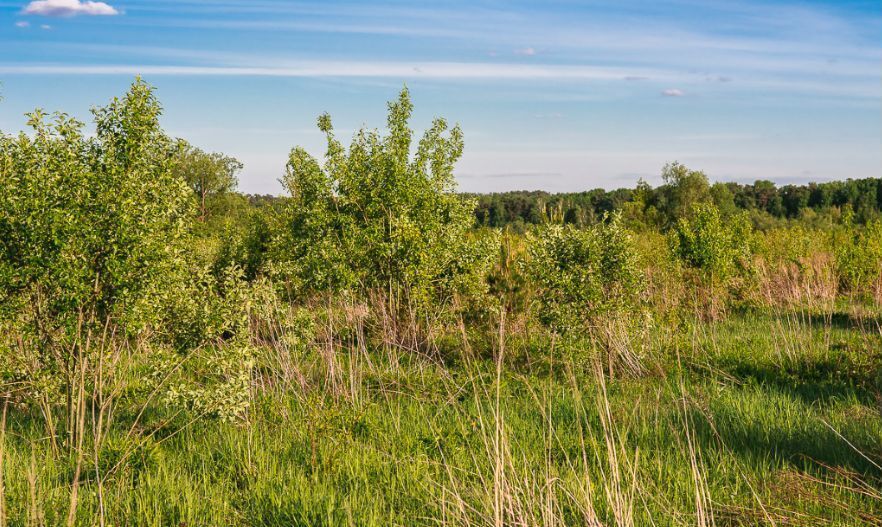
left=514, top=47, right=537, bottom=56
left=661, top=88, right=685, bottom=97
left=15, top=20, right=30, bottom=27
left=41, top=24, right=52, bottom=30
left=22, top=0, right=119, bottom=17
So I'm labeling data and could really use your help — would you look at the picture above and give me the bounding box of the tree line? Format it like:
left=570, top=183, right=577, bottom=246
left=472, top=172, right=882, bottom=230
left=201, top=172, right=882, bottom=234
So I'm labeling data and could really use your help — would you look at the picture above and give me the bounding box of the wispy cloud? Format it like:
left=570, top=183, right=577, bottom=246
left=15, top=20, right=30, bottom=27
left=92, top=3, right=878, bottom=100
left=0, top=61, right=654, bottom=81
left=0, top=60, right=876, bottom=98
left=22, top=0, right=119, bottom=17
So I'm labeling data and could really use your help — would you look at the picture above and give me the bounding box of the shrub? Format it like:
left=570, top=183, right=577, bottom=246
left=835, top=217, right=882, bottom=295
left=754, top=226, right=823, bottom=267
left=671, top=203, right=752, bottom=283
left=144, top=264, right=277, bottom=421
left=0, top=80, right=260, bottom=425
left=0, top=80, right=198, bottom=419
left=269, top=88, right=495, bottom=312
left=526, top=213, right=644, bottom=335
left=0, top=79, right=194, bottom=341
left=213, top=205, right=274, bottom=281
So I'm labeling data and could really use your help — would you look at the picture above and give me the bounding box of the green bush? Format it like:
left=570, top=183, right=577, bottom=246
left=754, top=225, right=825, bottom=267
left=269, top=88, right=495, bottom=310
left=671, top=203, right=752, bottom=283
left=835, top=218, right=882, bottom=294
left=0, top=80, right=258, bottom=422
left=212, top=205, right=274, bottom=281
left=0, top=79, right=194, bottom=340
left=525, top=213, right=644, bottom=335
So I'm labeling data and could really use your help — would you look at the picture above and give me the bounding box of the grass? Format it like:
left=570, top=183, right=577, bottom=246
left=1, top=305, right=881, bottom=526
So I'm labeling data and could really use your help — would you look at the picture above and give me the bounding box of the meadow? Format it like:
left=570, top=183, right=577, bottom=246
left=1, top=81, right=881, bottom=526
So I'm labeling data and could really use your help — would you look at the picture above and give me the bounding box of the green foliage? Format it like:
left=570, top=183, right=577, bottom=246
left=173, top=140, right=242, bottom=222
left=619, top=178, right=663, bottom=230
left=658, top=162, right=712, bottom=227
left=0, top=80, right=256, bottom=422
left=710, top=181, right=739, bottom=217
left=270, top=88, right=495, bottom=308
left=754, top=225, right=827, bottom=267
left=671, top=203, right=752, bottom=282
left=0, top=78, right=194, bottom=342
left=212, top=205, right=275, bottom=281
left=4, top=79, right=882, bottom=526
left=835, top=216, right=882, bottom=294
left=526, top=213, right=644, bottom=334
left=151, top=265, right=282, bottom=420
left=472, top=172, right=882, bottom=232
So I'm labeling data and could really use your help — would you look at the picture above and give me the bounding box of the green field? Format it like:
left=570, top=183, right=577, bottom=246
left=2, top=305, right=880, bottom=526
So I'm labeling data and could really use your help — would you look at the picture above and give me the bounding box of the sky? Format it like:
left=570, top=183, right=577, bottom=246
left=1, top=0, right=880, bottom=194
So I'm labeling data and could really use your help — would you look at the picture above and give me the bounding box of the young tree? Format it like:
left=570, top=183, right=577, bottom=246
left=670, top=203, right=753, bottom=318
left=0, top=79, right=205, bottom=439
left=525, top=213, right=646, bottom=375
left=174, top=142, right=243, bottom=221
left=659, top=162, right=712, bottom=226
left=1, top=79, right=265, bottom=427
left=270, top=88, right=495, bottom=310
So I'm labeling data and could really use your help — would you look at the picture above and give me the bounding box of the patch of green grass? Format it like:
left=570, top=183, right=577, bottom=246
left=2, top=308, right=881, bottom=525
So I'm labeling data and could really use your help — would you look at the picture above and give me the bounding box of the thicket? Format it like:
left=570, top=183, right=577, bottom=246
left=2, top=79, right=879, bottom=417
left=1, top=80, right=881, bottom=524
left=0, top=81, right=267, bottom=442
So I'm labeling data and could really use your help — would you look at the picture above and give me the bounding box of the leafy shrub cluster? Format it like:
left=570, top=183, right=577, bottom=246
left=671, top=203, right=753, bottom=284
left=0, top=80, right=262, bottom=422
left=2, top=78, right=881, bottom=427
left=526, top=213, right=644, bottom=335
left=835, top=216, right=882, bottom=295
left=268, top=88, right=497, bottom=314
left=523, top=213, right=652, bottom=376
left=0, top=81, right=193, bottom=341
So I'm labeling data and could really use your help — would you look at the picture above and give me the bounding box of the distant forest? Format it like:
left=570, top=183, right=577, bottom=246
left=242, top=174, right=882, bottom=231
left=470, top=176, right=882, bottom=230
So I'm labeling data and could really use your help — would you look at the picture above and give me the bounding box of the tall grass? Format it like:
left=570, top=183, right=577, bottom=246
left=1, top=247, right=881, bottom=525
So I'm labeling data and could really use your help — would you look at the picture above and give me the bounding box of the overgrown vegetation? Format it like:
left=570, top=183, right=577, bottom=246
left=1, top=80, right=880, bottom=526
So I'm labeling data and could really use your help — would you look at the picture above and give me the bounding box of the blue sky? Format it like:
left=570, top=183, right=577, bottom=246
left=1, top=0, right=880, bottom=194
